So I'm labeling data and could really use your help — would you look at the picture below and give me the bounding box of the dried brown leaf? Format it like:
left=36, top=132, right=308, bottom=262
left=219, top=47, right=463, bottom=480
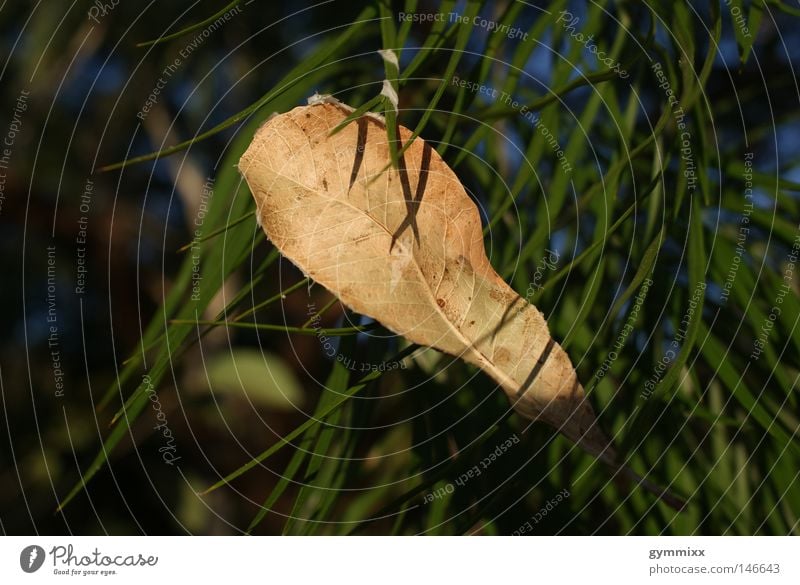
left=239, top=100, right=683, bottom=510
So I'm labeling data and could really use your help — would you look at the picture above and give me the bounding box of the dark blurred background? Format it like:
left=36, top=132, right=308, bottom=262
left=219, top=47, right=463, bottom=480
left=1, top=0, right=799, bottom=535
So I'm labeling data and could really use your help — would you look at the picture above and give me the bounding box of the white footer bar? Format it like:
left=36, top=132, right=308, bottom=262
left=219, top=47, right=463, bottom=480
left=1, top=536, right=796, bottom=584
